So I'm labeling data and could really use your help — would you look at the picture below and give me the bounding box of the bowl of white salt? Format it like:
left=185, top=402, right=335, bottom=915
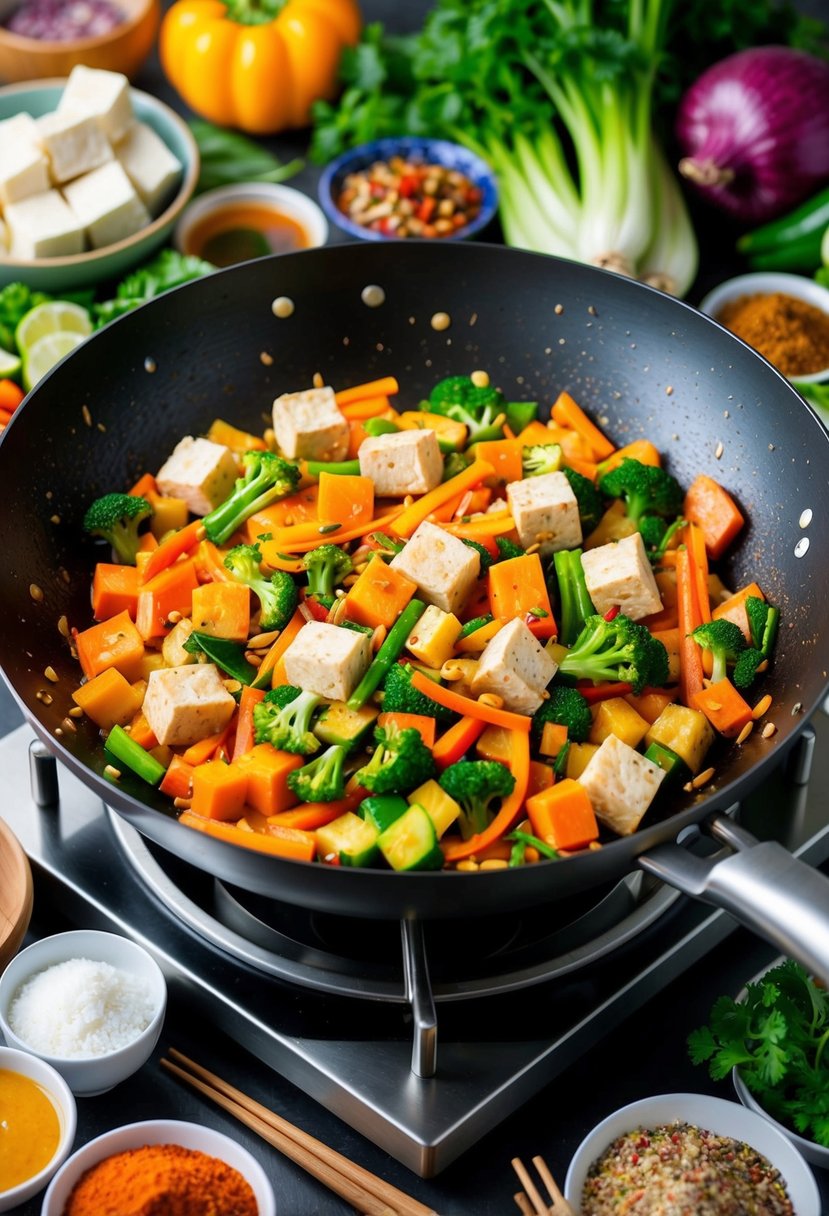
left=0, top=929, right=166, bottom=1096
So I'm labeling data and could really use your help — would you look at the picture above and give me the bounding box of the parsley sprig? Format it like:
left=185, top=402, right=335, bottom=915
left=688, top=959, right=829, bottom=1147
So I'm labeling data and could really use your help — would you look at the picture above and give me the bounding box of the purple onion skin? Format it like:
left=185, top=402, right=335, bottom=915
left=676, top=46, right=829, bottom=224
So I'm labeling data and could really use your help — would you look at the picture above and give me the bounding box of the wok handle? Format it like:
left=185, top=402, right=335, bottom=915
left=639, top=815, right=829, bottom=983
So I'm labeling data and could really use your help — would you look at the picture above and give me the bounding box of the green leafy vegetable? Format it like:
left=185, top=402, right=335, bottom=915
left=93, top=250, right=216, bottom=327
left=190, top=120, right=304, bottom=193
left=0, top=283, right=51, bottom=352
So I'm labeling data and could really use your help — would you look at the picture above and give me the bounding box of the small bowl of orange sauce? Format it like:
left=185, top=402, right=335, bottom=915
left=174, top=182, right=328, bottom=267
left=0, top=1046, right=76, bottom=1212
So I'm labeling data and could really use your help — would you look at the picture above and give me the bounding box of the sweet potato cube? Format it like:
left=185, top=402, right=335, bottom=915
left=589, top=697, right=650, bottom=749
left=539, top=721, right=568, bottom=757
left=92, top=563, right=139, bottom=621
left=488, top=554, right=557, bottom=640
left=645, top=703, right=715, bottom=774
left=624, top=687, right=678, bottom=724
left=190, top=760, right=249, bottom=820
left=344, top=554, right=417, bottom=629
left=712, top=582, right=764, bottom=643
left=135, top=559, right=199, bottom=640
left=692, top=678, right=753, bottom=738
left=565, top=742, right=598, bottom=780
left=475, top=725, right=514, bottom=763
left=317, top=472, right=374, bottom=528
left=75, top=609, right=146, bottom=682
left=245, top=485, right=320, bottom=541
left=235, top=743, right=303, bottom=815
left=71, top=666, right=142, bottom=730
left=525, top=779, right=599, bottom=851
left=191, top=580, right=250, bottom=642
left=149, top=495, right=190, bottom=541
left=527, top=760, right=555, bottom=798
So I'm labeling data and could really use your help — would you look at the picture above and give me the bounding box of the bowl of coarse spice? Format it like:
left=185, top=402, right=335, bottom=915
left=699, top=272, right=829, bottom=384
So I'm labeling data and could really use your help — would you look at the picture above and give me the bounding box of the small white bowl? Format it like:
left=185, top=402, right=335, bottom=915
left=564, top=1092, right=820, bottom=1214
left=40, top=1118, right=276, bottom=1216
left=698, top=271, right=829, bottom=384
left=0, top=929, right=166, bottom=1097
left=733, top=1068, right=829, bottom=1170
left=174, top=182, right=328, bottom=266
left=0, top=1045, right=76, bottom=1213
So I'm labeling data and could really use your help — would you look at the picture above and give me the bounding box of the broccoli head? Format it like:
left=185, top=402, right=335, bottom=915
left=522, top=443, right=562, bottom=478
left=253, top=684, right=322, bottom=755
left=462, top=538, right=493, bottom=576
left=691, top=619, right=747, bottom=685
left=438, top=760, right=516, bottom=840
left=733, top=646, right=764, bottom=690
left=303, top=543, right=353, bottom=599
left=495, top=536, right=526, bottom=561
left=381, top=662, right=455, bottom=724
left=428, top=375, right=506, bottom=444
left=287, top=743, right=347, bottom=802
left=442, top=451, right=472, bottom=483
left=559, top=613, right=669, bottom=695
left=224, top=543, right=298, bottom=630
left=83, top=492, right=152, bottom=565
left=746, top=595, right=780, bottom=659
left=355, top=723, right=435, bottom=795
left=203, top=450, right=300, bottom=545
left=598, top=458, right=683, bottom=524
left=560, top=466, right=603, bottom=535
left=531, top=686, right=592, bottom=745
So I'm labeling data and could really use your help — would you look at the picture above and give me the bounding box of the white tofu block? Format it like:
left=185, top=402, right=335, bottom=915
left=506, top=472, right=582, bottom=554
left=390, top=520, right=479, bottom=616
left=116, top=121, right=182, bottom=214
left=271, top=386, right=349, bottom=462
left=358, top=429, right=443, bottom=497
left=0, top=114, right=50, bottom=206
left=580, top=531, right=663, bottom=621
left=63, top=161, right=150, bottom=250
left=471, top=618, right=558, bottom=715
left=282, top=621, right=371, bottom=702
left=143, top=663, right=236, bottom=747
left=59, top=65, right=134, bottom=143
left=4, top=190, right=85, bottom=259
left=156, top=436, right=239, bottom=517
left=36, top=110, right=112, bottom=185
left=577, top=733, right=666, bottom=836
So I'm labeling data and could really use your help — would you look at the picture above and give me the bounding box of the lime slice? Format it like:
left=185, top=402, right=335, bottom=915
left=821, top=222, right=829, bottom=268
left=0, top=347, right=21, bottom=380
left=15, top=301, right=92, bottom=355
left=23, top=331, right=86, bottom=391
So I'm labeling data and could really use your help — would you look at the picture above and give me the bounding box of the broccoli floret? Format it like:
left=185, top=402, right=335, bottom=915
left=691, top=619, right=746, bottom=685
left=598, top=458, right=683, bottom=524
left=642, top=515, right=686, bottom=564
left=287, top=743, right=347, bottom=802
left=522, top=443, right=562, bottom=478
left=733, top=647, right=764, bottom=690
left=495, top=536, right=525, bottom=561
left=439, top=760, right=516, bottom=840
left=745, top=595, right=780, bottom=659
left=552, top=548, right=595, bottom=647
left=83, top=492, right=152, bottom=565
left=458, top=614, right=494, bottom=640
left=203, top=451, right=300, bottom=545
left=355, top=723, right=435, bottom=795
left=442, top=451, right=471, bottom=482
left=382, top=662, right=455, bottom=724
left=428, top=375, right=506, bottom=444
left=223, top=543, right=298, bottom=630
left=532, top=686, right=592, bottom=745
left=253, top=684, right=322, bottom=755
left=559, top=613, right=669, bottom=695
left=462, top=538, right=493, bottom=576
left=560, top=466, right=603, bottom=535
left=303, top=543, right=353, bottom=599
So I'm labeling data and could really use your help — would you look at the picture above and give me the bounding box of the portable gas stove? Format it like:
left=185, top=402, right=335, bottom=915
left=3, top=712, right=829, bottom=1178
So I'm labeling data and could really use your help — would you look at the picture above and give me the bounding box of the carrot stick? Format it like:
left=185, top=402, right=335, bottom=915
left=689, top=522, right=711, bottom=625
left=551, top=391, right=615, bottom=460
left=409, top=669, right=532, bottom=732
left=0, top=379, right=24, bottom=413
left=253, top=608, right=306, bottom=686
left=129, top=472, right=158, bottom=498
left=441, top=511, right=517, bottom=540
left=432, top=716, right=487, bottom=768
left=391, top=460, right=495, bottom=538
left=577, top=681, right=634, bottom=703
left=232, top=686, right=266, bottom=761
left=261, top=508, right=403, bottom=556
left=182, top=729, right=231, bottom=767
left=335, top=377, right=399, bottom=407
left=339, top=395, right=392, bottom=421
left=677, top=546, right=704, bottom=707
left=140, top=519, right=204, bottom=584
left=441, top=730, right=530, bottom=862
left=268, top=785, right=366, bottom=831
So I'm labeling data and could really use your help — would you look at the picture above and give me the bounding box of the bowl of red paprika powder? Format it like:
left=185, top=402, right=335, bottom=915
left=40, top=1118, right=276, bottom=1216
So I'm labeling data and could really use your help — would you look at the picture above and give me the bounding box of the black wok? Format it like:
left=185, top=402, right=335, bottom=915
left=3, top=242, right=829, bottom=973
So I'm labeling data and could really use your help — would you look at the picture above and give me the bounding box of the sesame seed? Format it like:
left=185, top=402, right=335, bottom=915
left=81, top=404, right=92, bottom=427
left=44, top=666, right=58, bottom=683
left=692, top=767, right=715, bottom=789
left=752, top=694, right=772, bottom=719
left=714, top=441, right=724, bottom=459
left=761, top=722, right=777, bottom=738
left=29, top=583, right=43, bottom=602
left=68, top=706, right=83, bottom=718
left=260, top=351, right=274, bottom=366
left=735, top=721, right=754, bottom=745
left=36, top=690, right=53, bottom=705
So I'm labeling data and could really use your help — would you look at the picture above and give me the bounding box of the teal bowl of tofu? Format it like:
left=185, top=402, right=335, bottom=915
left=0, top=69, right=199, bottom=292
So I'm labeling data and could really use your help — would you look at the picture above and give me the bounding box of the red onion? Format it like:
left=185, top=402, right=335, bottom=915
left=676, top=46, right=829, bottom=224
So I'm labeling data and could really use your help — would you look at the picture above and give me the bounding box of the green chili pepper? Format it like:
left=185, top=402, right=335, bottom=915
left=104, top=725, right=166, bottom=785
left=305, top=459, right=362, bottom=477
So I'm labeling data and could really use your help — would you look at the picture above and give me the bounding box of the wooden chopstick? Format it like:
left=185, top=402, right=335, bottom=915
left=513, top=1191, right=537, bottom=1216
left=162, top=1048, right=438, bottom=1216
left=532, top=1156, right=577, bottom=1216
left=511, top=1158, right=551, bottom=1216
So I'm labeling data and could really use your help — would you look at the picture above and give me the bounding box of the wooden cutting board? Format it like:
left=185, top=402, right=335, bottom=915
left=0, top=817, right=32, bottom=973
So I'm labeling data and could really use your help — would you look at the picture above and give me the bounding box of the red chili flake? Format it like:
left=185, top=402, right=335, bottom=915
left=603, top=605, right=620, bottom=621
left=631, top=1153, right=639, bottom=1165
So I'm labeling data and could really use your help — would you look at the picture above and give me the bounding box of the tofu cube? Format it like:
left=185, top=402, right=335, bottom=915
left=115, top=121, right=182, bottom=214
left=580, top=531, right=663, bottom=621
left=578, top=733, right=666, bottom=836
left=471, top=617, right=558, bottom=715
left=4, top=189, right=85, bottom=259
left=271, top=386, right=349, bottom=462
left=506, top=472, right=582, bottom=554
left=36, top=110, right=112, bottom=185
left=282, top=621, right=371, bottom=702
left=0, top=113, right=50, bottom=205
left=358, top=429, right=443, bottom=497
left=58, top=65, right=134, bottom=143
left=142, top=663, right=236, bottom=747
left=156, top=436, right=239, bottom=517
left=390, top=520, right=479, bottom=615
left=63, top=161, right=150, bottom=250
left=405, top=605, right=462, bottom=669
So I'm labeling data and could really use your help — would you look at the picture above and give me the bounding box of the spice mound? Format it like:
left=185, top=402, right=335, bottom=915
left=61, top=1143, right=258, bottom=1216
left=8, top=957, right=156, bottom=1058
left=717, top=291, right=829, bottom=377
left=581, top=1121, right=794, bottom=1216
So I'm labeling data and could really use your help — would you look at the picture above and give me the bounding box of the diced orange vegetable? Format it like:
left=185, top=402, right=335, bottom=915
left=527, top=760, right=555, bottom=798
left=335, top=376, right=399, bottom=407
left=624, top=688, right=678, bottom=723
left=692, top=678, right=753, bottom=737
left=377, top=712, right=436, bottom=748
left=232, top=685, right=266, bottom=761
left=539, top=720, right=568, bottom=757
left=561, top=453, right=599, bottom=481
left=652, top=628, right=681, bottom=684
left=92, top=563, right=139, bottom=621
left=551, top=391, right=615, bottom=460
left=194, top=539, right=234, bottom=583
left=207, top=418, right=266, bottom=451
left=0, top=379, right=24, bottom=412
left=684, top=474, right=745, bottom=561
left=589, top=697, right=650, bottom=748
left=71, top=666, right=142, bottom=729
left=516, top=421, right=552, bottom=446
left=546, top=423, right=595, bottom=463
left=129, top=472, right=157, bottom=498
left=525, top=779, right=599, bottom=851
left=488, top=554, right=557, bottom=640
left=75, top=609, right=146, bottom=682
left=677, top=546, right=705, bottom=707
left=339, top=394, right=391, bottom=420
left=148, top=495, right=190, bottom=541
left=246, top=486, right=321, bottom=541
left=140, top=520, right=204, bottom=584
left=442, top=730, right=530, bottom=862
left=640, top=570, right=678, bottom=632
left=269, top=784, right=366, bottom=831
left=391, top=460, right=495, bottom=538
left=179, top=810, right=315, bottom=861
left=317, top=472, right=374, bottom=528
left=475, top=724, right=513, bottom=763
left=191, top=580, right=251, bottom=642
left=343, top=554, right=417, bottom=629
left=712, top=582, right=764, bottom=643
left=472, top=439, right=524, bottom=484
left=455, top=619, right=504, bottom=652
left=127, top=708, right=158, bottom=750
left=597, top=439, right=661, bottom=475
left=235, top=743, right=304, bottom=814
left=159, top=754, right=195, bottom=800
left=432, top=715, right=486, bottom=769
left=409, top=669, right=532, bottom=732
left=182, top=730, right=229, bottom=767
left=135, top=558, right=199, bottom=640
left=137, top=532, right=159, bottom=554
left=190, top=760, right=249, bottom=820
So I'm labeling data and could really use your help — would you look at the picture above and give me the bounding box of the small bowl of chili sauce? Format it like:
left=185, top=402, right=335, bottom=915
left=174, top=182, right=329, bottom=268
left=318, top=137, right=499, bottom=242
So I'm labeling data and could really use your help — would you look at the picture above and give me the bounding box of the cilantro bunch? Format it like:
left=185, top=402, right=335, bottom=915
left=688, top=959, right=829, bottom=1147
